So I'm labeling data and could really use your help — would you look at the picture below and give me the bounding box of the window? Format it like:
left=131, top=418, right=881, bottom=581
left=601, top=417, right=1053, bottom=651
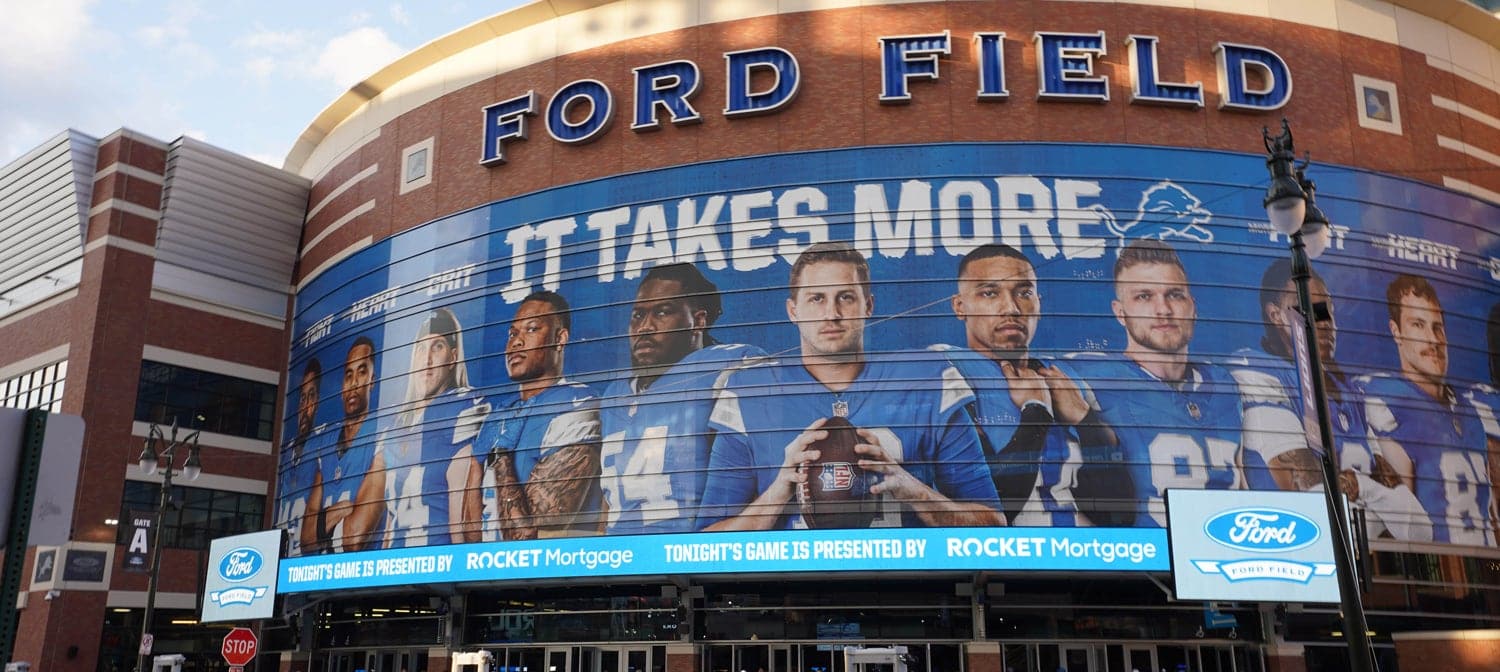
left=135, top=360, right=276, bottom=440
left=399, top=137, right=435, bottom=194
left=117, top=480, right=265, bottom=550
left=1, top=360, right=67, bottom=413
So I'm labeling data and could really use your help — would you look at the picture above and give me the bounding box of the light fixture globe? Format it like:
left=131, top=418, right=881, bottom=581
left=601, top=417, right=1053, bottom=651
left=137, top=437, right=159, bottom=476
left=1265, top=190, right=1307, bottom=235
left=1302, top=221, right=1331, bottom=259
left=182, top=450, right=202, bottom=481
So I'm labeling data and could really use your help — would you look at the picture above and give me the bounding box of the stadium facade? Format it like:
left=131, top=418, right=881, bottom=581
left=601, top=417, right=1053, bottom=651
left=4, top=1, right=1500, bottom=672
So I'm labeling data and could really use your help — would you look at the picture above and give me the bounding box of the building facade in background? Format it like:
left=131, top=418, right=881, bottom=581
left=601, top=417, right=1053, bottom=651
left=0, top=130, right=308, bottom=671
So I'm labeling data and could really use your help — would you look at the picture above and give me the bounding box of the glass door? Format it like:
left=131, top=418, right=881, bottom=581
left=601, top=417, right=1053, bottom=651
left=600, top=648, right=622, bottom=672
left=626, top=647, right=650, bottom=672
left=1125, top=646, right=1156, bottom=672
left=771, top=645, right=794, bottom=672
left=1060, top=645, right=1096, bottom=672
left=548, top=646, right=574, bottom=672
left=326, top=652, right=357, bottom=672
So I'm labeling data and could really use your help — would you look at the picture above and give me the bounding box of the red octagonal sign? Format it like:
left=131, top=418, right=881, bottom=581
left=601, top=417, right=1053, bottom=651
left=221, top=627, right=258, bottom=666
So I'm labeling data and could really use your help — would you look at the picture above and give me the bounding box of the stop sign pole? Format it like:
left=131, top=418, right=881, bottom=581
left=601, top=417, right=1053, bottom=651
left=221, top=627, right=258, bottom=668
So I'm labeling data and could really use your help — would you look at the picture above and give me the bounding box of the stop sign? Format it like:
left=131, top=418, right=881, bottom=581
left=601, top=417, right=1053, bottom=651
left=221, top=627, right=258, bottom=666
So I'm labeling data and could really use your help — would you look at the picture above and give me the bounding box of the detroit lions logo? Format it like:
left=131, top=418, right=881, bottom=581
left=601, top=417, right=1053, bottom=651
left=1103, top=181, right=1215, bottom=245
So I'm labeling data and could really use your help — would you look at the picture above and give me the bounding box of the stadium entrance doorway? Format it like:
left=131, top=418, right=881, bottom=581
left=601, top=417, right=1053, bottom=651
left=481, top=645, right=663, bottom=672
left=324, top=648, right=430, bottom=672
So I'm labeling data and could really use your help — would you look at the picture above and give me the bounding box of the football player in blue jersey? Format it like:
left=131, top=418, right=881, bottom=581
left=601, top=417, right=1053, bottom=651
left=700, top=241, right=1002, bottom=530
left=598, top=263, right=765, bottom=534
left=1230, top=260, right=1428, bottom=540
left=277, top=359, right=326, bottom=556
left=302, top=336, right=386, bottom=552
left=940, top=243, right=1116, bottom=526
left=381, top=308, right=489, bottom=548
left=1061, top=240, right=1248, bottom=527
left=476, top=291, right=602, bottom=541
left=1363, top=274, right=1495, bottom=546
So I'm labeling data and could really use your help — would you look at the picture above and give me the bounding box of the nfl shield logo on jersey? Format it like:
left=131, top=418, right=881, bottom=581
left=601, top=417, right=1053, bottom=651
left=820, top=463, right=854, bottom=491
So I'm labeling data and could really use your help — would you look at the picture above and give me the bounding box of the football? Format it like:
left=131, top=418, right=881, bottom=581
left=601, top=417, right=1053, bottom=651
left=801, top=416, right=879, bottom=529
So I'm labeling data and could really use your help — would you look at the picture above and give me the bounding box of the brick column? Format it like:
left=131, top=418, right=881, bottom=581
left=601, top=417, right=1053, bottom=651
left=667, top=643, right=700, bottom=672
left=1263, top=647, right=1307, bottom=672
left=965, top=641, right=1001, bottom=672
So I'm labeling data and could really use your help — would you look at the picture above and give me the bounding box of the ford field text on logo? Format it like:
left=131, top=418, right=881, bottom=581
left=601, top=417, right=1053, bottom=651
left=219, top=548, right=264, bottom=582
left=1204, top=508, right=1319, bottom=553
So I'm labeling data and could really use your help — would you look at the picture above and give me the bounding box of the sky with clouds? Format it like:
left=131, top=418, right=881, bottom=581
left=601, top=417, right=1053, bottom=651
left=0, top=0, right=527, bottom=168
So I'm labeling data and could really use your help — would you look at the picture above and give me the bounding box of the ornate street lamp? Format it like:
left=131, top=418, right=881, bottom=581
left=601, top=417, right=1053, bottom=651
left=135, top=419, right=202, bottom=672
left=1261, top=119, right=1374, bottom=672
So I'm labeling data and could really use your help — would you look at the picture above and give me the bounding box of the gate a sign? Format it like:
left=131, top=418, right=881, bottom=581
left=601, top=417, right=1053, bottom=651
left=124, top=510, right=152, bottom=572
left=221, top=627, right=257, bottom=667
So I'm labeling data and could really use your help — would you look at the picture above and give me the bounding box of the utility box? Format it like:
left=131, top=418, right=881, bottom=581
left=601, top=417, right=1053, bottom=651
left=151, top=654, right=185, bottom=672
left=452, top=650, right=494, bottom=672
left=844, top=646, right=911, bottom=672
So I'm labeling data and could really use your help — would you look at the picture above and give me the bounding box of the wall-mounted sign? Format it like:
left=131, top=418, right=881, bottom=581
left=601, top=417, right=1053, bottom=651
left=202, top=529, right=283, bottom=623
left=124, top=510, right=152, bottom=573
left=1167, top=489, right=1340, bottom=603
left=480, top=32, right=1291, bottom=164
left=61, top=549, right=108, bottom=583
left=32, top=548, right=56, bottom=584
left=278, top=527, right=1168, bottom=593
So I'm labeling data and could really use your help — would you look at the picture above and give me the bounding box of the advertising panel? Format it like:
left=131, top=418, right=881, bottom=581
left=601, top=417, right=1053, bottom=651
left=1166, top=489, right=1340, bottom=603
left=202, top=529, right=282, bottom=622
left=278, top=527, right=1168, bottom=593
left=276, top=143, right=1500, bottom=567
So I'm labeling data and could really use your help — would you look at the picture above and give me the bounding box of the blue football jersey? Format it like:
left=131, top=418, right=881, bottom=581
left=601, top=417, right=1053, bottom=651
left=475, top=379, right=601, bottom=541
left=317, top=418, right=381, bottom=552
left=1227, top=348, right=1380, bottom=484
left=1362, top=374, right=1494, bottom=546
left=931, top=345, right=1079, bottom=526
left=382, top=387, right=489, bottom=548
left=1060, top=353, right=1245, bottom=527
left=277, top=423, right=327, bottom=557
left=700, top=353, right=1000, bottom=530
left=598, top=343, right=766, bottom=535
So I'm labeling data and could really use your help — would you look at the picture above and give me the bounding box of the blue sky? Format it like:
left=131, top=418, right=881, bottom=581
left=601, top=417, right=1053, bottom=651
left=0, top=0, right=527, bottom=168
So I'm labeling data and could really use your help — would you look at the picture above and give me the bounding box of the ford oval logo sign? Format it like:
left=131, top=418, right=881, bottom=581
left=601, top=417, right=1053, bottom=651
left=218, top=547, right=264, bottom=583
left=1203, top=508, right=1319, bottom=553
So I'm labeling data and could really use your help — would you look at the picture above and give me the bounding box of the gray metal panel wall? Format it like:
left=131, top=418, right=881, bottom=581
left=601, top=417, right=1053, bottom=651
left=156, top=137, right=310, bottom=311
left=0, top=131, right=96, bottom=298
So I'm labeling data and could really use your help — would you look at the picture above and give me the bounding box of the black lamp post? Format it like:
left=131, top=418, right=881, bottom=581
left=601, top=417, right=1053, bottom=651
left=1261, top=119, right=1375, bottom=672
left=135, top=419, right=202, bottom=672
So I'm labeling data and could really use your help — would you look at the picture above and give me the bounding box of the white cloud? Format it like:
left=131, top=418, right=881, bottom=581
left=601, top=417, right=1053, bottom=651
left=135, top=0, right=206, bottom=48
left=390, top=4, right=411, bottom=27
left=347, top=10, right=373, bottom=26
left=236, top=28, right=310, bottom=52
left=0, top=0, right=95, bottom=82
left=314, top=26, right=403, bottom=91
left=245, top=56, right=277, bottom=81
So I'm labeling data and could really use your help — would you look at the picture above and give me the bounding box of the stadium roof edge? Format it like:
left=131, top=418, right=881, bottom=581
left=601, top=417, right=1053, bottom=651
left=280, top=0, right=1500, bottom=176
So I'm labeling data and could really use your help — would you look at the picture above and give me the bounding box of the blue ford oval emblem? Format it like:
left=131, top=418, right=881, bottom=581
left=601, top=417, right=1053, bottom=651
left=1203, top=508, right=1319, bottom=553
left=218, top=547, right=264, bottom=582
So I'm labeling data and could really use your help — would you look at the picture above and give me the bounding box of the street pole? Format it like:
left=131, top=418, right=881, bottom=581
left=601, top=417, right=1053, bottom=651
left=1262, top=119, right=1376, bottom=672
left=136, top=456, right=173, bottom=672
left=134, top=421, right=201, bottom=672
left=1289, top=229, right=1376, bottom=672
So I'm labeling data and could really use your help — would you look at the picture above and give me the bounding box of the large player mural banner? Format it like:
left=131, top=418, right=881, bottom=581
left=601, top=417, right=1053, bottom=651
left=276, top=143, right=1500, bottom=572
